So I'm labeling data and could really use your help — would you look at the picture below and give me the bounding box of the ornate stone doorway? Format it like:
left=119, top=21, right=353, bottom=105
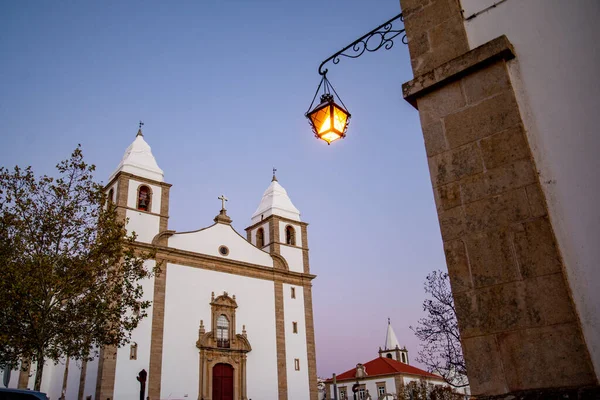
left=197, top=292, right=252, bottom=400
left=212, top=363, right=233, bottom=400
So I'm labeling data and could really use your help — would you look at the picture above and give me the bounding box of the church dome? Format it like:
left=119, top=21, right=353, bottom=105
left=251, top=176, right=301, bottom=224
left=109, top=129, right=164, bottom=183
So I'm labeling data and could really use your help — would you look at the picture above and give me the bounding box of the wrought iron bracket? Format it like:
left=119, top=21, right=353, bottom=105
left=318, top=12, right=406, bottom=76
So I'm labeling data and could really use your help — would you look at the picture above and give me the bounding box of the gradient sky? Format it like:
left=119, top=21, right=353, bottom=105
left=0, top=0, right=446, bottom=378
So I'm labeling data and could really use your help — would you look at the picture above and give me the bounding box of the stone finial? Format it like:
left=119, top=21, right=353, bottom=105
left=232, top=294, right=236, bottom=301
left=211, top=292, right=215, bottom=301
left=223, top=291, right=228, bottom=297
left=214, top=209, right=232, bottom=225
left=199, top=320, right=205, bottom=335
left=242, top=324, right=247, bottom=337
left=272, top=167, right=278, bottom=182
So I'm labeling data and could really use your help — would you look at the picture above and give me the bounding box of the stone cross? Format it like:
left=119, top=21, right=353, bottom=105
left=139, top=120, right=144, bottom=129
left=218, top=194, right=228, bottom=210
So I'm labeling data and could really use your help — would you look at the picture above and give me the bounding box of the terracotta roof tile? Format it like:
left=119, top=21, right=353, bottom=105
left=326, top=356, right=442, bottom=382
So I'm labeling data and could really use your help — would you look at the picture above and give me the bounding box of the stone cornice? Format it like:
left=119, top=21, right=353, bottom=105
left=104, top=171, right=172, bottom=191
left=245, top=214, right=308, bottom=232
left=133, top=241, right=316, bottom=286
left=403, top=35, right=515, bottom=108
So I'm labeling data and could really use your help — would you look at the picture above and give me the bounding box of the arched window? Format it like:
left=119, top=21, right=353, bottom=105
left=256, top=228, right=264, bottom=248
left=285, top=225, right=296, bottom=246
left=401, top=353, right=406, bottom=363
left=216, top=314, right=230, bottom=348
left=386, top=353, right=392, bottom=359
left=108, top=188, right=114, bottom=203
left=137, top=185, right=151, bottom=212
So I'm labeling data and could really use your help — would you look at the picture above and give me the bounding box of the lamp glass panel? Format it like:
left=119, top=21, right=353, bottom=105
left=333, top=105, right=348, bottom=133
left=310, top=106, right=331, bottom=134
left=321, top=132, right=342, bottom=144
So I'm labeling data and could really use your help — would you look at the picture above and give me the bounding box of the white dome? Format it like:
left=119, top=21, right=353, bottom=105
left=109, top=131, right=164, bottom=183
left=251, top=179, right=301, bottom=224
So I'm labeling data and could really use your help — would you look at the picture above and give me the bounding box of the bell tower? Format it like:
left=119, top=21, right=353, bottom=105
left=378, top=319, right=409, bottom=364
left=104, top=125, right=171, bottom=243
left=245, top=171, right=309, bottom=274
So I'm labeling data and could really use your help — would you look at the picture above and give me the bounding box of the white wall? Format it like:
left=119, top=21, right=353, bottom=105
left=280, top=246, right=304, bottom=273
left=329, top=377, right=396, bottom=399
left=461, top=0, right=600, bottom=378
left=125, top=209, right=160, bottom=243
left=283, top=283, right=310, bottom=400
left=83, top=356, right=99, bottom=399
left=113, top=260, right=156, bottom=399
left=161, top=263, right=279, bottom=400
left=169, top=223, right=274, bottom=268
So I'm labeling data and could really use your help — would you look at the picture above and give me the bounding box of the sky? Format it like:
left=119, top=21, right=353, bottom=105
left=0, top=0, right=447, bottom=378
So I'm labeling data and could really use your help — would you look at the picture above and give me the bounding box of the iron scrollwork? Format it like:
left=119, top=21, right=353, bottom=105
left=318, top=12, right=406, bottom=76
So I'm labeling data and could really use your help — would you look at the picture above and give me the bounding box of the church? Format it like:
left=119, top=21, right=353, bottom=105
left=324, top=321, right=448, bottom=400
left=10, top=128, right=318, bottom=400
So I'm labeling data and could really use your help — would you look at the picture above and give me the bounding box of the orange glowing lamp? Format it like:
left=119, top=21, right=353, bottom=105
left=305, top=75, right=351, bottom=145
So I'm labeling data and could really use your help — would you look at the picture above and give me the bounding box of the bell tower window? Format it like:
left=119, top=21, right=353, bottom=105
left=256, top=228, right=264, bottom=248
left=108, top=188, right=114, bottom=203
left=216, top=314, right=230, bottom=348
left=137, top=185, right=151, bottom=212
left=285, top=225, right=296, bottom=246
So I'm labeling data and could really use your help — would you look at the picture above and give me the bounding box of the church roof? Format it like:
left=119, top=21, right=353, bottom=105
left=109, top=129, right=164, bottom=183
left=384, top=320, right=401, bottom=350
left=251, top=177, right=301, bottom=224
left=326, top=357, right=441, bottom=382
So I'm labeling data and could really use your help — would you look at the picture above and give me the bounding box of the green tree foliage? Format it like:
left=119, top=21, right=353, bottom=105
left=411, top=271, right=468, bottom=388
left=0, top=146, right=157, bottom=390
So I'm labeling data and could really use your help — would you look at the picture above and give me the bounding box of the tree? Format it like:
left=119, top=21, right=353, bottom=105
left=398, top=380, right=464, bottom=400
left=411, top=271, right=468, bottom=388
left=0, top=146, right=157, bottom=390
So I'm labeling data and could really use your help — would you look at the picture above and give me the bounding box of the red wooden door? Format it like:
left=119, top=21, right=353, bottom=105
left=212, top=363, right=234, bottom=400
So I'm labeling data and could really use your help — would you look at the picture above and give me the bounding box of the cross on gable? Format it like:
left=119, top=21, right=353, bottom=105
left=218, top=194, right=228, bottom=210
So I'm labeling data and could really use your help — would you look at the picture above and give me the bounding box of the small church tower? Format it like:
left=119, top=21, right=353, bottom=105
left=105, top=124, right=171, bottom=241
left=245, top=170, right=309, bottom=274
left=379, top=319, right=409, bottom=364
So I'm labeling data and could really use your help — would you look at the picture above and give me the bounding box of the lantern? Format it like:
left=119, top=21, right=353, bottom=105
left=305, top=75, right=351, bottom=145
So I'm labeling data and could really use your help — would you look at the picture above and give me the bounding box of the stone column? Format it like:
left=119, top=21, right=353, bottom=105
left=400, top=0, right=598, bottom=397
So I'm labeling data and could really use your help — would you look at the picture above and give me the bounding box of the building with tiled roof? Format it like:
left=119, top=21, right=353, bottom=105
left=324, top=321, right=447, bottom=399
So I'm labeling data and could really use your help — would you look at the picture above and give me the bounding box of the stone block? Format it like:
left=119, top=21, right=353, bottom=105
left=403, top=0, right=461, bottom=39
left=498, top=324, right=596, bottom=391
left=438, top=205, right=466, bottom=241
left=464, top=188, right=530, bottom=233
left=453, top=290, right=480, bottom=338
left=465, top=229, right=520, bottom=288
left=428, top=141, right=483, bottom=187
left=444, top=91, right=522, bottom=149
left=476, top=281, right=525, bottom=334
left=525, top=183, right=547, bottom=218
left=461, top=159, right=537, bottom=204
left=418, top=81, right=465, bottom=127
left=514, top=217, right=562, bottom=278
left=408, top=30, right=430, bottom=60
left=480, top=124, right=530, bottom=170
left=524, top=273, right=575, bottom=327
left=422, top=120, right=448, bottom=157
left=462, top=60, right=510, bottom=104
left=461, top=335, right=508, bottom=395
left=434, top=181, right=461, bottom=211
left=444, top=239, right=472, bottom=293
left=425, top=14, right=470, bottom=73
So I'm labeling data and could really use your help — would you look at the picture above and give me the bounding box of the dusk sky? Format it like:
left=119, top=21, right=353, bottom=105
left=0, top=0, right=447, bottom=378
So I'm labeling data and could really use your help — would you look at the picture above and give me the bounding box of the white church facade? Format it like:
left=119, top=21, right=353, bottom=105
left=8, top=128, right=318, bottom=400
